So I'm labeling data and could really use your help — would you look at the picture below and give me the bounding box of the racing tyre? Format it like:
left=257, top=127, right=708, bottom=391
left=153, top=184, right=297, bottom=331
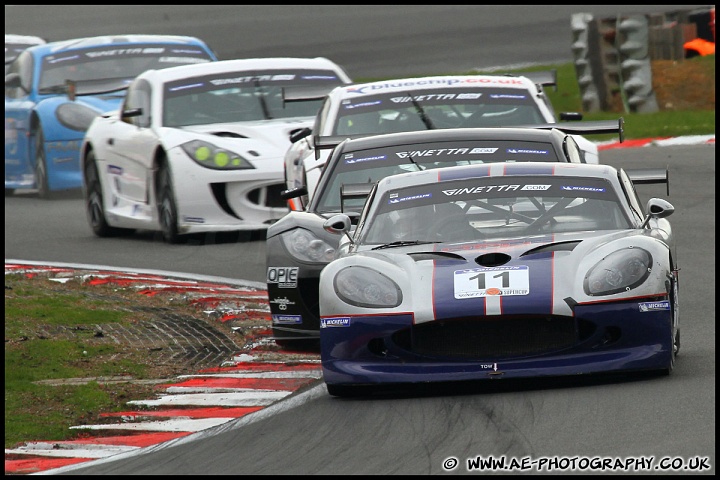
left=34, top=128, right=52, bottom=199
left=662, top=275, right=680, bottom=376
left=85, top=151, right=131, bottom=237
left=274, top=337, right=320, bottom=352
left=326, top=384, right=366, bottom=397
left=158, top=163, right=180, bottom=244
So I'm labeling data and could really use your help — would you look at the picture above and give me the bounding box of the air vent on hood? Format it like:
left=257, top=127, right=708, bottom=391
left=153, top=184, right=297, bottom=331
left=408, top=251, right=466, bottom=262
left=520, top=240, right=581, bottom=257
left=211, top=132, right=248, bottom=139
left=475, top=252, right=511, bottom=267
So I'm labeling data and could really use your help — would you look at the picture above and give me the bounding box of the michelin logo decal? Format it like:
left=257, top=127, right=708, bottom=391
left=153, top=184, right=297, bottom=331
left=320, top=317, right=352, bottom=328
left=639, top=301, right=670, bottom=312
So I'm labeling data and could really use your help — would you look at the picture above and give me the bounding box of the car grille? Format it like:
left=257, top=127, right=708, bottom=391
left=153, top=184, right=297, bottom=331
left=391, top=315, right=594, bottom=359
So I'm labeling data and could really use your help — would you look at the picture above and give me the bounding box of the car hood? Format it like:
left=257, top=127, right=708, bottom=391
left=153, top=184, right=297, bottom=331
left=72, top=94, right=125, bottom=114
left=333, top=229, right=669, bottom=321
left=181, top=117, right=314, bottom=151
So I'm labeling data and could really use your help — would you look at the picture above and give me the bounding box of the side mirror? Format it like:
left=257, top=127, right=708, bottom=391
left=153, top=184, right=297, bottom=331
left=289, top=127, right=312, bottom=144
left=121, top=108, right=143, bottom=119
left=640, top=198, right=674, bottom=228
left=323, top=214, right=354, bottom=245
left=280, top=185, right=308, bottom=200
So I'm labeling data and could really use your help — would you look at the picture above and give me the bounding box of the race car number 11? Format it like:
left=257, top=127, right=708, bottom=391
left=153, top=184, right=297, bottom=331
left=453, top=265, right=530, bottom=299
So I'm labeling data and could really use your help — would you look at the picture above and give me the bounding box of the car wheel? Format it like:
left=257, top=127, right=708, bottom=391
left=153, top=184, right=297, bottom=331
left=274, top=337, right=320, bottom=352
left=84, top=151, right=134, bottom=237
left=670, top=276, right=681, bottom=370
left=158, top=163, right=180, bottom=244
left=34, top=128, right=51, bottom=199
left=662, top=275, right=680, bottom=376
left=326, top=384, right=367, bottom=397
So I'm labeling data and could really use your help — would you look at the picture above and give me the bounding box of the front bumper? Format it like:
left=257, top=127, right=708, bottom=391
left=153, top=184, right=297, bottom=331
left=320, top=300, right=674, bottom=387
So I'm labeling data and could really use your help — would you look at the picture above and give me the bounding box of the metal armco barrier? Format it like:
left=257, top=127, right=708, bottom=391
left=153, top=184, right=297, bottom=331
left=617, top=15, right=660, bottom=113
left=570, top=6, right=713, bottom=113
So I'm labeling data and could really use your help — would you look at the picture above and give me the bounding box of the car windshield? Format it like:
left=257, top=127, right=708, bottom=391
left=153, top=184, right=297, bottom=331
left=332, top=86, right=547, bottom=135
left=358, top=175, right=632, bottom=245
left=37, top=43, right=214, bottom=93
left=313, top=139, right=563, bottom=214
left=162, top=69, right=346, bottom=126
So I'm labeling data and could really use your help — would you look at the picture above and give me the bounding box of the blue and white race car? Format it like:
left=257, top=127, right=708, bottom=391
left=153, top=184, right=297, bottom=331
left=319, top=162, right=679, bottom=396
left=5, top=34, right=218, bottom=198
left=282, top=71, right=597, bottom=211
left=81, top=57, right=351, bottom=243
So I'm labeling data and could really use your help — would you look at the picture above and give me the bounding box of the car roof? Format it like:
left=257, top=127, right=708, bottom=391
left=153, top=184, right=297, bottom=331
left=138, top=57, right=352, bottom=83
left=374, top=161, right=620, bottom=192
left=25, top=34, right=212, bottom=56
left=5, top=34, right=46, bottom=45
left=329, top=74, right=541, bottom=100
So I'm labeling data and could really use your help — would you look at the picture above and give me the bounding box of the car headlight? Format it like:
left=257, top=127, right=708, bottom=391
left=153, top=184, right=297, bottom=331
left=584, top=247, right=652, bottom=296
left=334, top=266, right=402, bottom=308
left=280, top=228, right=336, bottom=263
left=181, top=140, right=254, bottom=170
left=56, top=103, right=100, bottom=132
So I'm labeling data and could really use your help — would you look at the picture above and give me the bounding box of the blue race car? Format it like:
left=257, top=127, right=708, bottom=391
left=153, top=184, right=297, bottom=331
left=5, top=34, right=46, bottom=74
left=5, top=34, right=217, bottom=198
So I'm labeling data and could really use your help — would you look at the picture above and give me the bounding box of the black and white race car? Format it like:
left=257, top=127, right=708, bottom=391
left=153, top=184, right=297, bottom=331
left=267, top=120, right=624, bottom=347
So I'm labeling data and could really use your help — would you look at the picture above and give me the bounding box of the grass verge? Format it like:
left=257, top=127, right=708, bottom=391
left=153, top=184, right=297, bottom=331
left=4, top=272, right=231, bottom=449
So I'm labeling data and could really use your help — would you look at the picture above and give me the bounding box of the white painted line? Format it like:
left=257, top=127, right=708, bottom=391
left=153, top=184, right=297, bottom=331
left=32, top=384, right=328, bottom=475
left=5, top=443, right=139, bottom=459
left=651, top=134, right=715, bottom=146
left=164, top=387, right=298, bottom=394
left=69, top=417, right=234, bottom=432
left=4, top=259, right=267, bottom=290
left=127, top=390, right=290, bottom=407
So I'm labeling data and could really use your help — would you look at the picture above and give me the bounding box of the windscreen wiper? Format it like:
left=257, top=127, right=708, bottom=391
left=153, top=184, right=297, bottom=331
left=372, top=240, right=440, bottom=250
left=254, top=78, right=273, bottom=120
left=405, top=91, right=435, bottom=130
left=406, top=151, right=425, bottom=170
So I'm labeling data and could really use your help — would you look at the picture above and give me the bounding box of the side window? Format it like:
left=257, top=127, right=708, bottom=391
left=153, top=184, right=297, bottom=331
left=314, top=97, right=332, bottom=135
left=122, top=79, right=152, bottom=128
left=563, top=136, right=584, bottom=163
left=537, top=87, right=557, bottom=119
left=5, top=51, right=34, bottom=99
left=618, top=168, right=644, bottom=221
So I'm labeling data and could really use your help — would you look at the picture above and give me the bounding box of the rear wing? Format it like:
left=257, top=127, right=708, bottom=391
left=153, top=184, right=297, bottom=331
left=282, top=84, right=338, bottom=104
left=340, top=182, right=375, bottom=219
left=314, top=133, right=373, bottom=160
left=627, top=167, right=670, bottom=196
left=66, top=79, right=128, bottom=101
left=517, top=118, right=625, bottom=143
left=313, top=117, right=625, bottom=161
left=515, top=69, right=558, bottom=91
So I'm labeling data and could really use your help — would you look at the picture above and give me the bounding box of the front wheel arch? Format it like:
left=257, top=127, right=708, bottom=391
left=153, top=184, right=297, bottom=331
left=32, top=119, right=52, bottom=199
left=155, top=153, right=180, bottom=244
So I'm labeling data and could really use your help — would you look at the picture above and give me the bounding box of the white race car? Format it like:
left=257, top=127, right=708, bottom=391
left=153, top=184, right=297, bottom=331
left=81, top=57, right=352, bottom=243
left=283, top=71, right=598, bottom=211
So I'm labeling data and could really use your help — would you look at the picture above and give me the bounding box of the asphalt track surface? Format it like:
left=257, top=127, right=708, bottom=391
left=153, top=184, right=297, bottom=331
left=4, top=5, right=715, bottom=476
